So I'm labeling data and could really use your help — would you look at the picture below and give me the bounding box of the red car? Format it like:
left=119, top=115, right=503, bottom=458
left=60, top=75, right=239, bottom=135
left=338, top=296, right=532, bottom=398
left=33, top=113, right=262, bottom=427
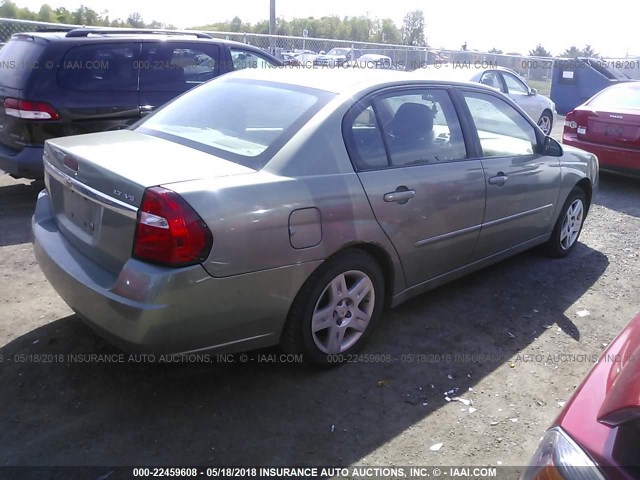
left=563, top=82, right=640, bottom=178
left=521, top=312, right=640, bottom=480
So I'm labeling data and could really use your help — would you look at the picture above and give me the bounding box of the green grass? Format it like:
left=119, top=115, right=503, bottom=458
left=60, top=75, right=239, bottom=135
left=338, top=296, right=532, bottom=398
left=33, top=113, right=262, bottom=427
left=527, top=79, right=552, bottom=97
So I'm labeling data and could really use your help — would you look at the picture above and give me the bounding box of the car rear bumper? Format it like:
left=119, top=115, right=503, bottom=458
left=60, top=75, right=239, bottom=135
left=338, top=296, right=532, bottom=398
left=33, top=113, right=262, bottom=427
left=32, top=189, right=321, bottom=354
left=0, top=144, right=44, bottom=179
left=563, top=134, right=640, bottom=177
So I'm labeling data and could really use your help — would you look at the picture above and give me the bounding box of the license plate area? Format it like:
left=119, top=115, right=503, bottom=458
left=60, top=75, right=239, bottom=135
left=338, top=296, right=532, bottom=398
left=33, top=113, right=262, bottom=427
left=62, top=187, right=103, bottom=242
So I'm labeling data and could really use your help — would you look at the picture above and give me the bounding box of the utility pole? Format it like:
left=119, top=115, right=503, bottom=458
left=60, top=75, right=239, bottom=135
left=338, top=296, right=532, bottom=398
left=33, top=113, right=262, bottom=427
left=269, top=0, right=276, bottom=55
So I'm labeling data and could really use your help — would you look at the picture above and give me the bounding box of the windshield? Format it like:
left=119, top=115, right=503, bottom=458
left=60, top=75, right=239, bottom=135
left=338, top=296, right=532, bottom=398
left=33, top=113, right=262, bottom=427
left=137, top=78, right=335, bottom=169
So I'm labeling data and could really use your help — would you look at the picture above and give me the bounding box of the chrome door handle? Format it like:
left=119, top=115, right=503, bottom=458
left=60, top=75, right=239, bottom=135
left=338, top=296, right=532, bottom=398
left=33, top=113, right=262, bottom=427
left=488, top=172, right=508, bottom=186
left=384, top=189, right=416, bottom=204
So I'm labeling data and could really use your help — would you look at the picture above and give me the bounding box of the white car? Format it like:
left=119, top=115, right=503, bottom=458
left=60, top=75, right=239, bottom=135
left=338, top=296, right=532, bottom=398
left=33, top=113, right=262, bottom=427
left=415, top=65, right=556, bottom=135
left=345, top=54, right=393, bottom=70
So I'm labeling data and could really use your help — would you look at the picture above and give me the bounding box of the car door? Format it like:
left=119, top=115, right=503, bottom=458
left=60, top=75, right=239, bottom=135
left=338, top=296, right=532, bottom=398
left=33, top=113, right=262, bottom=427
left=459, top=89, right=562, bottom=260
left=501, top=71, right=540, bottom=121
left=139, top=42, right=221, bottom=116
left=344, top=87, right=486, bottom=287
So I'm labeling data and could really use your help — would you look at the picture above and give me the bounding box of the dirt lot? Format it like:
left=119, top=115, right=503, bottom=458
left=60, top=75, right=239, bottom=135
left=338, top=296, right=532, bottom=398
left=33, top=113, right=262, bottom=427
left=1, top=122, right=639, bottom=475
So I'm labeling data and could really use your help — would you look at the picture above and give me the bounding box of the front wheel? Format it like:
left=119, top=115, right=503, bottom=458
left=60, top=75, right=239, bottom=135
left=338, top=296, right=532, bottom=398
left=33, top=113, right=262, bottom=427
left=543, top=187, right=587, bottom=257
left=538, top=111, right=553, bottom=135
left=281, top=249, right=385, bottom=366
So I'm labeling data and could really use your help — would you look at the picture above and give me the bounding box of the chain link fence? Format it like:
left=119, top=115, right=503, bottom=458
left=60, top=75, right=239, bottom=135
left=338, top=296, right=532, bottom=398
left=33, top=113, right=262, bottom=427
left=2, top=17, right=639, bottom=96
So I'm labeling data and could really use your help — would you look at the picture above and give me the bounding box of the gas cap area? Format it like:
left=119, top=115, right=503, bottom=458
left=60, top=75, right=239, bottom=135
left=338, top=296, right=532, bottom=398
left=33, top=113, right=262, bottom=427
left=288, top=208, right=322, bottom=249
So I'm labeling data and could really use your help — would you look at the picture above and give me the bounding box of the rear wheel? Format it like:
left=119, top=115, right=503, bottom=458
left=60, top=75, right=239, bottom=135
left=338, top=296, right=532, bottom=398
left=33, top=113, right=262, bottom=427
left=538, top=111, right=553, bottom=135
left=544, top=187, right=587, bottom=257
left=281, top=249, right=385, bottom=366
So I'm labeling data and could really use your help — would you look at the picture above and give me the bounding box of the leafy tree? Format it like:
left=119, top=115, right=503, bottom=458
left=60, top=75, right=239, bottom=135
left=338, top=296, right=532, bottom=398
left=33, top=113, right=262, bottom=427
left=529, top=44, right=552, bottom=57
left=582, top=44, right=599, bottom=58
left=560, top=46, right=582, bottom=58
left=379, top=18, right=400, bottom=44
left=54, top=6, right=73, bottom=23
left=36, top=3, right=55, bottom=22
left=401, top=10, right=426, bottom=46
left=126, top=12, right=144, bottom=28
left=0, top=0, right=19, bottom=18
left=488, top=47, right=503, bottom=54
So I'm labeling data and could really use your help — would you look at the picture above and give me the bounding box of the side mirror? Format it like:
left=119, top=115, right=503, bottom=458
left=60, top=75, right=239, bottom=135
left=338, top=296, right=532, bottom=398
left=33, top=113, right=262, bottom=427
left=543, top=136, right=563, bottom=157
left=529, top=88, right=538, bottom=96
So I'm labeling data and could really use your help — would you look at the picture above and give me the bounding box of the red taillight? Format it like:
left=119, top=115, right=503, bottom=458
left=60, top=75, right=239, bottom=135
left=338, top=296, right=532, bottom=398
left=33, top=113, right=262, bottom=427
left=133, top=187, right=213, bottom=267
left=563, top=111, right=577, bottom=133
left=3, top=97, right=60, bottom=120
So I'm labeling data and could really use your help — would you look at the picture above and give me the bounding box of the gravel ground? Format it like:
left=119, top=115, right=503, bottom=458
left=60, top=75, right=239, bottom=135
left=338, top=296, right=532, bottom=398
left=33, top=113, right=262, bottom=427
left=1, top=121, right=639, bottom=474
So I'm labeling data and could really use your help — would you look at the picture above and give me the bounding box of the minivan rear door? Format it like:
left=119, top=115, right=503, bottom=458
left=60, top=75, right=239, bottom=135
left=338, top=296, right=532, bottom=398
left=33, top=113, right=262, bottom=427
left=0, top=37, right=47, bottom=152
left=54, top=41, right=142, bottom=135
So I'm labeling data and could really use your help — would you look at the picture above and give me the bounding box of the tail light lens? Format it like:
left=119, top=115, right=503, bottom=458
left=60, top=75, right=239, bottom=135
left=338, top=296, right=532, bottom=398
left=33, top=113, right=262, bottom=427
left=3, top=97, right=60, bottom=120
left=564, top=111, right=577, bottom=133
left=133, top=187, right=213, bottom=267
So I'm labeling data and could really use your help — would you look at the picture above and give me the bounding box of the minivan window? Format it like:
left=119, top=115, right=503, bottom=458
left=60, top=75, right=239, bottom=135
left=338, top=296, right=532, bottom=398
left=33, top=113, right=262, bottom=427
left=57, top=43, right=138, bottom=92
left=140, top=44, right=220, bottom=93
left=137, top=78, right=334, bottom=169
left=230, top=48, right=274, bottom=70
left=0, top=39, right=45, bottom=89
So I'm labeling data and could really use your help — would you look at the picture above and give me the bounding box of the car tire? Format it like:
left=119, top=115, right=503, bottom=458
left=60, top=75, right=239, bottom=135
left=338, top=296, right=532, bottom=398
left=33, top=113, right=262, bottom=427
left=543, top=187, right=588, bottom=258
left=280, top=248, right=385, bottom=366
left=538, top=111, right=553, bottom=135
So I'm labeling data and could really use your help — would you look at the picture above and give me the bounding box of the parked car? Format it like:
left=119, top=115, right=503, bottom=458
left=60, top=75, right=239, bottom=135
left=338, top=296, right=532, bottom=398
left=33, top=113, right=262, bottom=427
left=563, top=81, right=640, bottom=178
left=346, top=54, right=394, bottom=70
left=281, top=51, right=300, bottom=66
left=314, top=47, right=362, bottom=66
left=0, top=28, right=282, bottom=180
left=414, top=65, right=557, bottom=135
left=293, top=53, right=319, bottom=67
left=521, top=311, right=640, bottom=480
left=32, top=69, right=598, bottom=365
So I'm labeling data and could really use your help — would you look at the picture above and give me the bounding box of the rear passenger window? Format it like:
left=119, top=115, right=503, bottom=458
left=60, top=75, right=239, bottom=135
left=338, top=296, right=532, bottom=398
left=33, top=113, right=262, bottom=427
left=344, top=104, right=389, bottom=171
left=375, top=89, right=467, bottom=167
left=140, top=44, right=220, bottom=93
left=479, top=71, right=502, bottom=91
left=58, top=43, right=138, bottom=91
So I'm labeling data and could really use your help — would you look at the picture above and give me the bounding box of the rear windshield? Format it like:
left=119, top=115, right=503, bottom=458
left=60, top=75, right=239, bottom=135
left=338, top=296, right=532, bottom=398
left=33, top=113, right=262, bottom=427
left=136, top=78, right=335, bottom=169
left=589, top=84, right=640, bottom=110
left=0, top=38, right=45, bottom=89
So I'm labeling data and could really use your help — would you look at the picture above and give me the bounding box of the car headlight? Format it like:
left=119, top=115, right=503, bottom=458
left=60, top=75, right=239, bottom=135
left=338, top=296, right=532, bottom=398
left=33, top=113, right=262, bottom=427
left=520, top=427, right=605, bottom=480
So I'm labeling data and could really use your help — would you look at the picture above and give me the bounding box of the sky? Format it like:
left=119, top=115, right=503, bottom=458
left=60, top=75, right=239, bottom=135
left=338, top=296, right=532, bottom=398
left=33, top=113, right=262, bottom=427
left=12, top=0, right=638, bottom=57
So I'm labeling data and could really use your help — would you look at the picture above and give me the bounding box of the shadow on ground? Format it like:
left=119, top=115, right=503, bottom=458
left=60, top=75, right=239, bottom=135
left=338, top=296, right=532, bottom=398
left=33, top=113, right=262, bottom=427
left=0, top=180, right=41, bottom=247
left=0, top=241, right=608, bottom=466
left=595, top=173, right=640, bottom=218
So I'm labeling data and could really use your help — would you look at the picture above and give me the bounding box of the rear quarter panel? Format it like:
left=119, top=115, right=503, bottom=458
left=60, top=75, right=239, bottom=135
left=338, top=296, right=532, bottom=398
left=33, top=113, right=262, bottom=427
left=167, top=94, right=405, bottom=295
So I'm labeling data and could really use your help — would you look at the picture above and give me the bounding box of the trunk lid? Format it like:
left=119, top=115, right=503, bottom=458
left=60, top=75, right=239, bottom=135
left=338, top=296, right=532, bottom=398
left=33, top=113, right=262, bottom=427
left=574, top=107, right=640, bottom=149
left=45, top=130, right=255, bottom=274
